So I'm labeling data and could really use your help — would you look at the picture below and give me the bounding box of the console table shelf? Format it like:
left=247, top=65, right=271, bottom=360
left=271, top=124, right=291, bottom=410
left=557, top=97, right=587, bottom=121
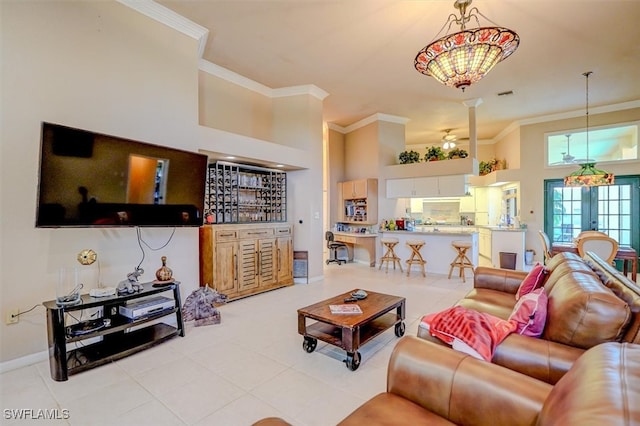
left=43, top=282, right=185, bottom=381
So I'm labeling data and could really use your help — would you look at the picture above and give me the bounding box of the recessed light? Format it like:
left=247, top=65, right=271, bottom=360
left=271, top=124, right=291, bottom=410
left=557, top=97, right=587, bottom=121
left=275, top=164, right=284, bottom=168
left=224, top=156, right=235, bottom=159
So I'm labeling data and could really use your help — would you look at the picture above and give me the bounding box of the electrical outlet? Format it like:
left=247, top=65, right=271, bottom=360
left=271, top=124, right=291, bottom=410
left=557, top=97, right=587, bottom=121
left=6, top=309, right=19, bottom=325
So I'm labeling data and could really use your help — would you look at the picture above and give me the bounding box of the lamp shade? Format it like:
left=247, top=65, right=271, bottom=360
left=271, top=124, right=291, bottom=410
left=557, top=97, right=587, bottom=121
left=564, top=163, right=615, bottom=187
left=415, top=27, right=520, bottom=90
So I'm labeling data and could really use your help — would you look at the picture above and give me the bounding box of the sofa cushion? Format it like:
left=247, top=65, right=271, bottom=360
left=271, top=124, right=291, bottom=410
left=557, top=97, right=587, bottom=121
left=544, top=271, right=631, bottom=348
left=515, top=263, right=547, bottom=300
left=338, top=393, right=455, bottom=426
left=457, top=289, right=516, bottom=320
left=508, top=288, right=547, bottom=337
left=538, top=342, right=640, bottom=424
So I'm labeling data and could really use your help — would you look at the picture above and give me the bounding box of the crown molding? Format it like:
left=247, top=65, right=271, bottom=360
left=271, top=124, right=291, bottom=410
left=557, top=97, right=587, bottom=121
left=272, top=85, right=329, bottom=101
left=117, top=0, right=209, bottom=57
left=329, top=113, right=409, bottom=134
left=199, top=60, right=329, bottom=100
left=199, top=59, right=273, bottom=97
left=517, top=100, right=640, bottom=127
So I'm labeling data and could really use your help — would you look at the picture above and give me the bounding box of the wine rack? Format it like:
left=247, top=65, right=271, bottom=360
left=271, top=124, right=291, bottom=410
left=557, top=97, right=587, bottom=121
left=205, top=161, right=287, bottom=223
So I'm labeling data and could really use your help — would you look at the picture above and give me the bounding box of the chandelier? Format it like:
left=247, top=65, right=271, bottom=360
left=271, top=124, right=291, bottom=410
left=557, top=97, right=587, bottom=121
left=564, top=72, right=614, bottom=187
left=414, top=0, right=520, bottom=91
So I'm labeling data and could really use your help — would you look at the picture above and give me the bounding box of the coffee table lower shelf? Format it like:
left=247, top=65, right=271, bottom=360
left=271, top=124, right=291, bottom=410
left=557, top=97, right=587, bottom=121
left=304, top=312, right=401, bottom=348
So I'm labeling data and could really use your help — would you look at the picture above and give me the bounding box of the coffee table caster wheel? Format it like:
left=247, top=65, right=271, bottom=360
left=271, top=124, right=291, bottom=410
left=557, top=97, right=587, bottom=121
left=303, top=337, right=317, bottom=353
left=395, top=322, right=406, bottom=337
left=345, top=351, right=361, bottom=371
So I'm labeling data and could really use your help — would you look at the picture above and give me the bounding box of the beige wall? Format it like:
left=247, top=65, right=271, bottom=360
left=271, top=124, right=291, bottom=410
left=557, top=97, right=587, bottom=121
left=327, top=129, right=345, bottom=227
left=519, top=107, right=640, bottom=263
left=495, top=127, right=521, bottom=169
left=0, top=1, right=201, bottom=363
left=198, top=71, right=273, bottom=141
left=344, top=122, right=379, bottom=180
left=274, top=94, right=325, bottom=278
left=0, top=1, right=326, bottom=365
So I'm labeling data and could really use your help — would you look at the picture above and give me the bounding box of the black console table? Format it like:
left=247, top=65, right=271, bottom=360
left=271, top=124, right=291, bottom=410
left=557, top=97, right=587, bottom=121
left=43, top=282, right=185, bottom=381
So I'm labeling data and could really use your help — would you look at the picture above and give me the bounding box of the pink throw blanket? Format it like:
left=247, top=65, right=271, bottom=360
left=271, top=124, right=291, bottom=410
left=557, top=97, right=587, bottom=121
left=422, top=306, right=516, bottom=361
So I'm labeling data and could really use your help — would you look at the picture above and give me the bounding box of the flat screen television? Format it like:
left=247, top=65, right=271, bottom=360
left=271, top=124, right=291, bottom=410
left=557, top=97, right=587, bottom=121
left=36, top=122, right=208, bottom=227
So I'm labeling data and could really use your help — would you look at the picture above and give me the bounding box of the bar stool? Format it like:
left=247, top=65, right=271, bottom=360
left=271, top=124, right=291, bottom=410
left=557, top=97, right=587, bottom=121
left=448, top=240, right=475, bottom=283
left=405, top=240, right=426, bottom=277
left=379, top=237, right=403, bottom=272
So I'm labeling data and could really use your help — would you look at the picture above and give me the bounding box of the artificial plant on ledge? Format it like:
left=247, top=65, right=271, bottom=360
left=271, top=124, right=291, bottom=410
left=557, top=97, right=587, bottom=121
left=447, top=148, right=469, bottom=159
left=424, top=146, right=446, bottom=161
left=398, top=150, right=421, bottom=164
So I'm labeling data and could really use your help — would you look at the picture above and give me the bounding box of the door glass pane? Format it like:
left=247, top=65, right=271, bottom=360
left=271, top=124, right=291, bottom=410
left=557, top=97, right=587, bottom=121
left=551, top=186, right=582, bottom=242
left=596, top=183, right=633, bottom=246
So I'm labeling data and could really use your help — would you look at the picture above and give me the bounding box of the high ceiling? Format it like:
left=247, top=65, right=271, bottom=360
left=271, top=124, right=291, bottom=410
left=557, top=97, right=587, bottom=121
left=157, top=0, right=640, bottom=147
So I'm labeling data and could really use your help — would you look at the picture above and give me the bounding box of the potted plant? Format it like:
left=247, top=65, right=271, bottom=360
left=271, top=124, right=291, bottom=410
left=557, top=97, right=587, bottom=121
left=424, top=146, right=445, bottom=162
left=447, top=148, right=469, bottom=159
left=479, top=160, right=493, bottom=176
left=398, top=150, right=421, bottom=164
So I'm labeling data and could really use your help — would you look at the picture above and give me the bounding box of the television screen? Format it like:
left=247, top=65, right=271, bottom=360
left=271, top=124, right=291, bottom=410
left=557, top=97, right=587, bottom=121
left=36, top=122, right=208, bottom=227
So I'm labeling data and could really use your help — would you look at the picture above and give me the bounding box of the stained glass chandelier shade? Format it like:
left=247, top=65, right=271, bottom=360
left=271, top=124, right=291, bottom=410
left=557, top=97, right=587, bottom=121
left=564, top=72, right=614, bottom=187
left=415, top=0, right=520, bottom=91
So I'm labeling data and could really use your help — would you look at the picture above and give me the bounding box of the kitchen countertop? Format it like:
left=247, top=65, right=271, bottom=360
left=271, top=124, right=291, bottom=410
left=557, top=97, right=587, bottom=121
left=377, top=225, right=526, bottom=234
left=382, top=228, right=477, bottom=236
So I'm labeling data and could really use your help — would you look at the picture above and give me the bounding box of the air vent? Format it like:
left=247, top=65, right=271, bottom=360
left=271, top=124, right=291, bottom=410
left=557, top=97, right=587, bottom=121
left=497, top=90, right=514, bottom=96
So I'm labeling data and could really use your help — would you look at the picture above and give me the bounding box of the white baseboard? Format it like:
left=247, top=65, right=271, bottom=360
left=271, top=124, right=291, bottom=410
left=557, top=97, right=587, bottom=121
left=0, top=350, right=49, bottom=374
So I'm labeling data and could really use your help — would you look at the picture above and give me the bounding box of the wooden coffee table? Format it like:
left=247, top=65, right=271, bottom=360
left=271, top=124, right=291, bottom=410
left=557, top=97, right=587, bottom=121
left=297, top=289, right=406, bottom=370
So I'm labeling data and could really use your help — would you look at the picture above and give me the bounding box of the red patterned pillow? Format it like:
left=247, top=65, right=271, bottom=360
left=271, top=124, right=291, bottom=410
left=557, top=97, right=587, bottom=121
left=508, top=287, right=548, bottom=337
left=515, top=263, right=547, bottom=300
left=420, top=307, right=516, bottom=361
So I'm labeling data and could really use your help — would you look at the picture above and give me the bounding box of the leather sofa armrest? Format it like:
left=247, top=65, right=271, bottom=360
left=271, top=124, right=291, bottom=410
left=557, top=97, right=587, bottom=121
left=474, top=266, right=528, bottom=294
left=387, top=336, right=551, bottom=426
left=492, top=333, right=585, bottom=384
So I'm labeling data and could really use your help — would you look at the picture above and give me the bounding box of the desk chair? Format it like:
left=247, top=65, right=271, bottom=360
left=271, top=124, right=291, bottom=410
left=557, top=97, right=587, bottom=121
left=538, top=230, right=553, bottom=265
left=326, top=231, right=347, bottom=265
left=577, top=235, right=619, bottom=265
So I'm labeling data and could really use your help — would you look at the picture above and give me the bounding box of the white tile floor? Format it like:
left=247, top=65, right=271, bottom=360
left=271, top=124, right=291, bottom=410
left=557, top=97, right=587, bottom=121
left=1, top=263, right=473, bottom=426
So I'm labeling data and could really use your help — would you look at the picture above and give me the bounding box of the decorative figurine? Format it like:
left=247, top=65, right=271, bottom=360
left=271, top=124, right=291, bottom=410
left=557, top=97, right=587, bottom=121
left=155, top=256, right=173, bottom=282
left=182, top=284, right=228, bottom=326
left=117, top=267, right=144, bottom=295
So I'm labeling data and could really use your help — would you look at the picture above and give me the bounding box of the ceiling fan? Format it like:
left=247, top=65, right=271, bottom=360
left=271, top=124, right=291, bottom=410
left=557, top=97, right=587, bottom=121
left=441, top=129, right=457, bottom=149
left=550, top=134, right=594, bottom=165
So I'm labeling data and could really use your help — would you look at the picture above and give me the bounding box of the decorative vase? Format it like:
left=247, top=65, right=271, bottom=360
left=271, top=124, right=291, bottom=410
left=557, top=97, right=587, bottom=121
left=156, top=256, right=173, bottom=281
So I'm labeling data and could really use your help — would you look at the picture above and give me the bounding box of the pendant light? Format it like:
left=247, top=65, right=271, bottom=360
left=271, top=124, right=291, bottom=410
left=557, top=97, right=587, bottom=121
left=414, top=0, right=520, bottom=91
left=564, top=72, right=614, bottom=187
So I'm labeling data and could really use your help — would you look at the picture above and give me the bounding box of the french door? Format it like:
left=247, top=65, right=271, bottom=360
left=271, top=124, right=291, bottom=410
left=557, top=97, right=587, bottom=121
left=543, top=176, right=640, bottom=253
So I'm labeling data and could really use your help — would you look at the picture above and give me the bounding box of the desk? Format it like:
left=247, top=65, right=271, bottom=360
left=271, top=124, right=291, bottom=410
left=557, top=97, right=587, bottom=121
left=551, top=243, right=637, bottom=281
left=334, top=232, right=378, bottom=267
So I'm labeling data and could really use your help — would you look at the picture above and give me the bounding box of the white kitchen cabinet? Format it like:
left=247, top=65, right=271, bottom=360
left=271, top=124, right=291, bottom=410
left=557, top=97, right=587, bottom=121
left=386, top=177, right=437, bottom=198
left=478, top=227, right=492, bottom=259
left=475, top=187, right=488, bottom=212
left=437, top=175, right=468, bottom=196
left=386, top=175, right=467, bottom=198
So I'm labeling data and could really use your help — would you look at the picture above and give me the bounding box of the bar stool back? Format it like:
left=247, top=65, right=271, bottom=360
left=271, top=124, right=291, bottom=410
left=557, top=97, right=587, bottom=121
left=405, top=240, right=426, bottom=277
left=379, top=237, right=403, bottom=272
left=448, top=240, right=475, bottom=282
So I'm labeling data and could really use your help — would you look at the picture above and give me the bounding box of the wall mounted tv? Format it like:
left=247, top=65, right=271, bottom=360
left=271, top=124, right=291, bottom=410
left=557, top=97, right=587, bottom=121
left=36, top=122, right=208, bottom=228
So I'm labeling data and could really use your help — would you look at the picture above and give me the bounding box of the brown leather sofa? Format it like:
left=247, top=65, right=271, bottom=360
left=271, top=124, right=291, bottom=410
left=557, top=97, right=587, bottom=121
left=418, top=251, right=640, bottom=384
left=255, top=336, right=640, bottom=425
